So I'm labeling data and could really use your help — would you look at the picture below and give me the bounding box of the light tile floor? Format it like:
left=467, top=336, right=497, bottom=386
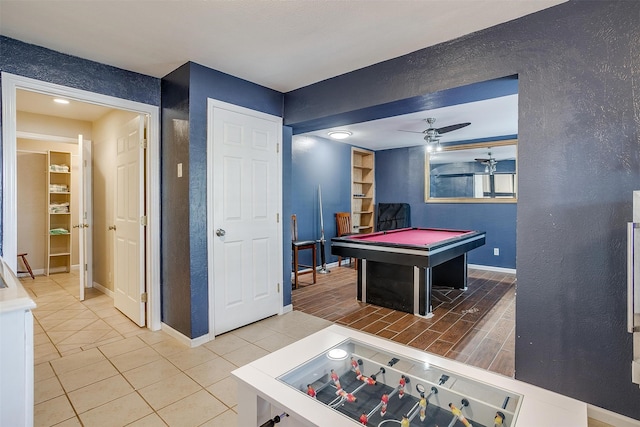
left=23, top=272, right=332, bottom=427
left=22, top=271, right=614, bottom=427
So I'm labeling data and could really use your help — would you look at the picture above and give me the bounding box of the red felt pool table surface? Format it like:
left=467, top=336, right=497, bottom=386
left=347, top=227, right=475, bottom=246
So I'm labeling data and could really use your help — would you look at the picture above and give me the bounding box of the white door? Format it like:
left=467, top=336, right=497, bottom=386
left=77, top=135, right=93, bottom=301
left=210, top=102, right=282, bottom=335
left=113, top=116, right=145, bottom=326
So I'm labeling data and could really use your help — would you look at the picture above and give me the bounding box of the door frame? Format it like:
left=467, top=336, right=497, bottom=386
left=206, top=98, right=284, bottom=338
left=2, top=72, right=161, bottom=330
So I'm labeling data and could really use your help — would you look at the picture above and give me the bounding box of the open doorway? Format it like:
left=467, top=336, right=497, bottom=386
left=2, top=73, right=161, bottom=330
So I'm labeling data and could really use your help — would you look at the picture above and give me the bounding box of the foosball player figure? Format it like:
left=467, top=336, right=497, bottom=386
left=419, top=394, right=427, bottom=421
left=336, top=388, right=357, bottom=402
left=449, top=403, right=473, bottom=427
left=359, top=374, right=376, bottom=385
left=331, top=369, right=341, bottom=389
left=351, top=357, right=362, bottom=377
left=380, top=393, right=389, bottom=416
left=398, top=375, right=407, bottom=399
left=359, top=413, right=368, bottom=425
left=494, top=411, right=505, bottom=426
left=400, top=414, right=410, bottom=427
left=306, top=384, right=316, bottom=398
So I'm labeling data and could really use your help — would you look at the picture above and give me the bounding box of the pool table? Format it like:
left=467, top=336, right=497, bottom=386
left=331, top=227, right=486, bottom=317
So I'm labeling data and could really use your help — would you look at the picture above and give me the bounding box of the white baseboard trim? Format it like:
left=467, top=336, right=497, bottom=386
left=468, top=264, right=516, bottom=274
left=281, top=304, right=293, bottom=314
left=93, top=282, right=114, bottom=298
left=161, top=322, right=211, bottom=348
left=588, top=404, right=640, bottom=426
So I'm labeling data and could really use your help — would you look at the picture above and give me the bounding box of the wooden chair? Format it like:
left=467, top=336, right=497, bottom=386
left=291, top=214, right=316, bottom=289
left=17, top=253, right=35, bottom=279
left=335, top=212, right=357, bottom=269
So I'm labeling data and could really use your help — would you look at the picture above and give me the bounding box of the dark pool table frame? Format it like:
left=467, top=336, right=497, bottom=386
left=331, top=227, right=486, bottom=318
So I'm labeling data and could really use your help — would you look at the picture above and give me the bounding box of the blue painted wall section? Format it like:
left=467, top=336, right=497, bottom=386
left=375, top=146, right=516, bottom=269
left=161, top=62, right=285, bottom=338
left=283, top=1, right=640, bottom=420
left=291, top=135, right=352, bottom=268
left=161, top=63, right=192, bottom=337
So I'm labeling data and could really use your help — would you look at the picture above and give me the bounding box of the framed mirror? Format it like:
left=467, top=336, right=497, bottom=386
left=425, top=139, right=517, bottom=203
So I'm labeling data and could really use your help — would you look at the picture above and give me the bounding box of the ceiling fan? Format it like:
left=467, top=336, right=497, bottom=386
left=401, top=117, right=471, bottom=152
left=475, top=151, right=498, bottom=175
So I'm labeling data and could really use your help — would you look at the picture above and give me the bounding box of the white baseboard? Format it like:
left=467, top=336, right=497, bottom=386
left=588, top=404, right=640, bottom=426
left=161, top=322, right=211, bottom=348
left=93, top=282, right=114, bottom=298
left=468, top=264, right=516, bottom=274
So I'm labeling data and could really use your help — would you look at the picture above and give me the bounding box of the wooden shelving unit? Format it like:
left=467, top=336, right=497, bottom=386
left=46, top=150, right=72, bottom=275
left=351, top=147, right=375, bottom=234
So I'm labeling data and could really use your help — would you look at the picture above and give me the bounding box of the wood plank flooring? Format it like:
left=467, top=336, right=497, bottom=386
left=292, top=264, right=516, bottom=377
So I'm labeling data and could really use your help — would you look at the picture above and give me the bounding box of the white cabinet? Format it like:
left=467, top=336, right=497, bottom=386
left=0, top=257, right=36, bottom=427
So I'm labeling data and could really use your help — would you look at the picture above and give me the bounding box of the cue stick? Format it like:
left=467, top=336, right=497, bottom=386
left=318, top=185, right=330, bottom=273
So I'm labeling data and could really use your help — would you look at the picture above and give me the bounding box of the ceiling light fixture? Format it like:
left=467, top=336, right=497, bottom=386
left=53, top=98, right=70, bottom=104
left=328, top=130, right=352, bottom=140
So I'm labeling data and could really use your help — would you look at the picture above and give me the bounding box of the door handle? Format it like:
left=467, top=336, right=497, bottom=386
left=216, top=228, right=226, bottom=237
left=108, top=225, right=117, bottom=231
left=73, top=224, right=81, bottom=228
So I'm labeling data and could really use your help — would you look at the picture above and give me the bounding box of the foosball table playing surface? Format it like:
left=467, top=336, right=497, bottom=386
left=233, top=325, right=588, bottom=427
left=277, top=338, right=520, bottom=427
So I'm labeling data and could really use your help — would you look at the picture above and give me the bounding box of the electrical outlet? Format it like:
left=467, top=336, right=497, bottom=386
left=494, top=248, right=500, bottom=256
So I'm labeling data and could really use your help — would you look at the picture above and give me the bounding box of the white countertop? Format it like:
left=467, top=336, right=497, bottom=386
left=0, top=258, right=36, bottom=314
left=233, top=325, right=587, bottom=427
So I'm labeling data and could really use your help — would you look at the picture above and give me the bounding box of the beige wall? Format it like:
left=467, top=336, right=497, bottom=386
left=92, top=109, right=139, bottom=291
left=17, top=111, right=93, bottom=140
left=17, top=139, right=79, bottom=273
left=17, top=149, right=46, bottom=272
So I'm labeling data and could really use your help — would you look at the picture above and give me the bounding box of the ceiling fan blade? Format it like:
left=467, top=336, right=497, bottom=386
left=436, top=122, right=471, bottom=134
left=397, top=129, right=424, bottom=134
left=475, top=158, right=490, bottom=162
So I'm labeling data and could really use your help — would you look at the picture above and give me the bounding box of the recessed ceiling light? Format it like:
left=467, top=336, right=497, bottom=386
left=328, top=130, right=352, bottom=140
left=53, top=98, right=70, bottom=104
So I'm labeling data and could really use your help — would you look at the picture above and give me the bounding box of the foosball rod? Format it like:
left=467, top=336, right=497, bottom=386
left=365, top=384, right=401, bottom=419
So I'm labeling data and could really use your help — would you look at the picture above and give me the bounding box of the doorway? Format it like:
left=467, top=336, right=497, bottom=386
left=2, top=73, right=161, bottom=330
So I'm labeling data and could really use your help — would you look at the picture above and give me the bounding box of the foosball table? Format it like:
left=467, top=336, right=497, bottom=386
left=233, top=325, right=587, bottom=427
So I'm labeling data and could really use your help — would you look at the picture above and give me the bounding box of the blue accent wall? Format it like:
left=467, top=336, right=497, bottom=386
left=161, top=63, right=192, bottom=337
left=161, top=62, right=285, bottom=338
left=375, top=146, right=516, bottom=269
left=0, top=36, right=160, bottom=106
left=291, top=135, right=352, bottom=267
left=283, top=1, right=640, bottom=420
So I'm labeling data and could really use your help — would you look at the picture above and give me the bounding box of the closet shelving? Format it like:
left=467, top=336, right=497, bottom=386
left=46, top=150, right=72, bottom=275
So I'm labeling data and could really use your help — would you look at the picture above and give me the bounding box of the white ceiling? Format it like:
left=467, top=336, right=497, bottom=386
left=4, top=1, right=563, bottom=149
left=301, top=94, right=518, bottom=150
left=1, top=0, right=566, bottom=92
